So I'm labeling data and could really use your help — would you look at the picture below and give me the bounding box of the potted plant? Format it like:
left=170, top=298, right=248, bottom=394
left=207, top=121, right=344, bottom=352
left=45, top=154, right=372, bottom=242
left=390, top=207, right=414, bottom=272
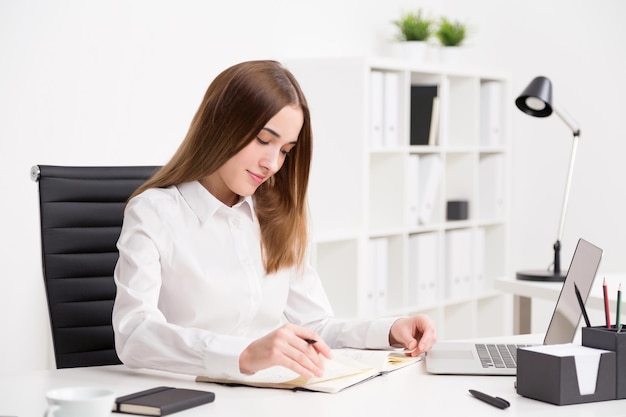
left=435, top=17, right=467, bottom=47
left=391, top=10, right=434, bottom=61
left=435, top=17, right=468, bottom=64
left=393, top=10, right=434, bottom=42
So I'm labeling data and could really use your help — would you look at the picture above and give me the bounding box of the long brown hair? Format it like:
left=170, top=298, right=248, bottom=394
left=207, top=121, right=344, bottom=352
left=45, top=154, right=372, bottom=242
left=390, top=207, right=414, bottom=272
left=132, top=60, right=312, bottom=274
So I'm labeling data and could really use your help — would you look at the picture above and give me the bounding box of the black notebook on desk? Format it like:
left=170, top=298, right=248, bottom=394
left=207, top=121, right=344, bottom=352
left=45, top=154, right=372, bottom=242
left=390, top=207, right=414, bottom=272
left=113, top=386, right=215, bottom=416
left=425, top=238, right=603, bottom=375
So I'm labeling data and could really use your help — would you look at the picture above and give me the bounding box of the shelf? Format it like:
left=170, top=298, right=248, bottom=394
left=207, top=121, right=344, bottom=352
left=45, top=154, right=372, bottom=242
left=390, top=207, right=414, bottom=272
left=287, top=56, right=511, bottom=339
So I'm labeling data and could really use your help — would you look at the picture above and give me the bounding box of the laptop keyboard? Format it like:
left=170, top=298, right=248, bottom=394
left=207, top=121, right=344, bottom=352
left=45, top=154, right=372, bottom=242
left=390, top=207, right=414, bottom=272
left=475, top=343, right=532, bottom=369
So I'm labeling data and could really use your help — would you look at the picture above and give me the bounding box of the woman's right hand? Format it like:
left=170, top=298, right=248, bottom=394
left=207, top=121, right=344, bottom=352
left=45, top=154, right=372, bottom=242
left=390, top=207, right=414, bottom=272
left=239, top=323, right=332, bottom=377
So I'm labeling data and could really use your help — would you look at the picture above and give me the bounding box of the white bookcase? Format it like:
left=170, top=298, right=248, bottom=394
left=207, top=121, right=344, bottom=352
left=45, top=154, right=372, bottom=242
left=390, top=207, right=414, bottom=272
left=285, top=56, right=512, bottom=340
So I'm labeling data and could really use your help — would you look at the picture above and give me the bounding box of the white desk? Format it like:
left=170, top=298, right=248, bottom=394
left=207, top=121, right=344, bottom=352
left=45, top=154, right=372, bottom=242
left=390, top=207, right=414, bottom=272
left=2, top=337, right=626, bottom=417
left=495, top=273, right=624, bottom=334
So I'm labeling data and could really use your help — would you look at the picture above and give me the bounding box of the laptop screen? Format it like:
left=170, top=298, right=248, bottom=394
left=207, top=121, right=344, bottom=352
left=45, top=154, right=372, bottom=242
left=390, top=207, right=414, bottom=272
left=543, top=238, right=603, bottom=344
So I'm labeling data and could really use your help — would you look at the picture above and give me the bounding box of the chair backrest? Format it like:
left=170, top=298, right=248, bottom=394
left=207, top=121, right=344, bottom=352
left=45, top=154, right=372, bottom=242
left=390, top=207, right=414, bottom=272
left=31, top=165, right=159, bottom=368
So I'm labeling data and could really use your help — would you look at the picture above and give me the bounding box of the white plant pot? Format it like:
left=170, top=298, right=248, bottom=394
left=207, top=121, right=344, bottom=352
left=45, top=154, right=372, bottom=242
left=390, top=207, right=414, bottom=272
left=439, top=46, right=462, bottom=65
left=392, top=41, right=430, bottom=63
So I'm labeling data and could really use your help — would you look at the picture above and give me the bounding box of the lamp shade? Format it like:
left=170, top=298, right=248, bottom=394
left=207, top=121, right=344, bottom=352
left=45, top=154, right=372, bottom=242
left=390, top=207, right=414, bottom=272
left=515, top=76, right=553, bottom=118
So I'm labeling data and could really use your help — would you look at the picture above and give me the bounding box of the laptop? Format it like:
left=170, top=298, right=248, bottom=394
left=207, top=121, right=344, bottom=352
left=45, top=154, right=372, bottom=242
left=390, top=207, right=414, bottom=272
left=424, top=238, right=603, bottom=375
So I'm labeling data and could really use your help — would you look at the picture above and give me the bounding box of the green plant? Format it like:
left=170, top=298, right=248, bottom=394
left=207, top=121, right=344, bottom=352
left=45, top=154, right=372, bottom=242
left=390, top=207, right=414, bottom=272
left=393, top=10, right=434, bottom=42
left=435, top=17, right=467, bottom=47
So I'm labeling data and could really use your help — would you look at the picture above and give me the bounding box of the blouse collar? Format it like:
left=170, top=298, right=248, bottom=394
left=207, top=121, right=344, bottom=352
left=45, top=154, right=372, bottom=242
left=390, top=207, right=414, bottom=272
left=177, top=181, right=254, bottom=223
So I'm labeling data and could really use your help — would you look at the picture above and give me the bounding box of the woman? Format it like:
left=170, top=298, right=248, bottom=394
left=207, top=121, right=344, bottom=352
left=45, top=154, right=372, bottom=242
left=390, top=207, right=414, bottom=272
left=112, top=60, right=436, bottom=380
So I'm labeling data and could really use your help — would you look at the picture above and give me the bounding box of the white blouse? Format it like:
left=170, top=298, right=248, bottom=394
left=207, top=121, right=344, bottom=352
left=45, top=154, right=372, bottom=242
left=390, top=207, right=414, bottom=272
left=112, top=181, right=396, bottom=378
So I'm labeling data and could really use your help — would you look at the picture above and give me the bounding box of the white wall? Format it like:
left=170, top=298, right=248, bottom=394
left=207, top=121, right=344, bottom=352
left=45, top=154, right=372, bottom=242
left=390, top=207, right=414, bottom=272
left=1, top=0, right=625, bottom=371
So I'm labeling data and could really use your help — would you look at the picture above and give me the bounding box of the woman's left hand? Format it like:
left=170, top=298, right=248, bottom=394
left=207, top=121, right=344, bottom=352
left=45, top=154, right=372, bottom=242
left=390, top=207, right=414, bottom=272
left=389, top=315, right=437, bottom=356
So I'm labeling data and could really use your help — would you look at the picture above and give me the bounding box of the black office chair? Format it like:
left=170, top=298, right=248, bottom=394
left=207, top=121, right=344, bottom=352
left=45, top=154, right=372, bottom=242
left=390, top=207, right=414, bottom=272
left=31, top=165, right=159, bottom=368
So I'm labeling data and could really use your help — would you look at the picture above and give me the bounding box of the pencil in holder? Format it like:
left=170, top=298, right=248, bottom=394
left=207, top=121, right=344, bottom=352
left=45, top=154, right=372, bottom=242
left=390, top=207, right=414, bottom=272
left=582, top=325, right=626, bottom=399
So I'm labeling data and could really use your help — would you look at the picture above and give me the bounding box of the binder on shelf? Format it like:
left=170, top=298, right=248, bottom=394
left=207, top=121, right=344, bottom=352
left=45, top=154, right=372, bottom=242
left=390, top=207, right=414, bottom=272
left=410, top=85, right=438, bottom=146
left=374, top=237, right=388, bottom=316
left=408, top=232, right=438, bottom=306
left=361, top=239, right=376, bottom=318
left=418, top=154, right=443, bottom=224
left=428, top=96, right=440, bottom=146
left=445, top=229, right=472, bottom=299
left=473, top=228, right=487, bottom=292
left=480, top=81, right=503, bottom=147
left=383, top=72, right=400, bottom=148
left=369, top=71, right=384, bottom=148
left=406, top=154, right=420, bottom=227
left=363, top=238, right=388, bottom=318
left=478, top=154, right=505, bottom=219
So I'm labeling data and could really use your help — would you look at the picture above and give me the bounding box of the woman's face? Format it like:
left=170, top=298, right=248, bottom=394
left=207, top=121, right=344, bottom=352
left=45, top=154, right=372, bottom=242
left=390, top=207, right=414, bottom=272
left=202, top=104, right=304, bottom=206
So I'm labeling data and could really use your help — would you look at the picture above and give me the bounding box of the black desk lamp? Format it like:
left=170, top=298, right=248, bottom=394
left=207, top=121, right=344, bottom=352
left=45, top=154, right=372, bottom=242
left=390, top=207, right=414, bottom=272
left=515, top=76, right=581, bottom=282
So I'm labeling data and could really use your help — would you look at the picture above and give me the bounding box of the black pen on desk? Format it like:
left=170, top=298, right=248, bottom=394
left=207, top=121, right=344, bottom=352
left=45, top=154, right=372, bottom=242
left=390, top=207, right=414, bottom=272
left=469, top=389, right=510, bottom=410
left=574, top=282, right=591, bottom=327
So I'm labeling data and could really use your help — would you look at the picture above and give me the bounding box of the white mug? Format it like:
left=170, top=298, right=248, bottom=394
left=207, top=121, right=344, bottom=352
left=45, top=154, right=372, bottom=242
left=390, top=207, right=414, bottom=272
left=44, top=386, right=115, bottom=417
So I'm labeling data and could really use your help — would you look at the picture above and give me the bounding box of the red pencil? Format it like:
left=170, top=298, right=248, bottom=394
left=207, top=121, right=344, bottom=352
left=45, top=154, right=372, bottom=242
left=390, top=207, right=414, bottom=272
left=604, top=277, right=611, bottom=328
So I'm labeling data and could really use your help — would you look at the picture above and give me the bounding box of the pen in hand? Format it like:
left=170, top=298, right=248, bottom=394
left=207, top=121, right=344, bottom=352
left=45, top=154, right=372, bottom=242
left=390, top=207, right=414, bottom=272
left=469, top=389, right=510, bottom=410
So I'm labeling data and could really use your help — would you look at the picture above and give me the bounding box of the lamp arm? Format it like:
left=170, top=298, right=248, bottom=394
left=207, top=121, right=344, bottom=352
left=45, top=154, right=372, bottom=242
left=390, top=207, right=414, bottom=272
left=553, top=104, right=581, bottom=136
left=548, top=103, right=580, bottom=274
left=553, top=131, right=580, bottom=273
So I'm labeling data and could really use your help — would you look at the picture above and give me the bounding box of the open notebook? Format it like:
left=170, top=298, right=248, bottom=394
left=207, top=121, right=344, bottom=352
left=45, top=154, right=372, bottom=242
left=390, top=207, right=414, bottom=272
left=425, top=238, right=603, bottom=375
left=197, top=348, right=420, bottom=393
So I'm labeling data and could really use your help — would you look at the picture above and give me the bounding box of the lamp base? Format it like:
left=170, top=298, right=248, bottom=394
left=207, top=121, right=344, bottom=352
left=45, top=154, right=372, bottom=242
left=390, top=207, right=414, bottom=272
left=516, top=269, right=566, bottom=282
